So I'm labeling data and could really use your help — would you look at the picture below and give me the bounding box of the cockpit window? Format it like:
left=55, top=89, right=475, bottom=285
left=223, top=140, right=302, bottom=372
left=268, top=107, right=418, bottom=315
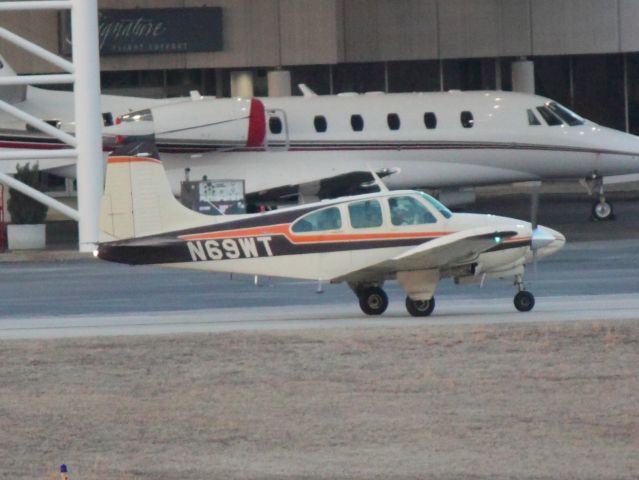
left=527, top=109, right=541, bottom=126
left=388, top=196, right=437, bottom=225
left=417, top=192, right=453, bottom=219
left=536, top=106, right=563, bottom=126
left=291, top=207, right=342, bottom=233
left=547, top=102, right=585, bottom=126
left=348, top=200, right=383, bottom=229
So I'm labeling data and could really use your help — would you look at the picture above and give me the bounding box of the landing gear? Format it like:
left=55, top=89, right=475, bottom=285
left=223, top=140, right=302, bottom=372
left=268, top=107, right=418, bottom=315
left=514, top=290, right=535, bottom=312
left=358, top=286, right=389, bottom=315
left=584, top=173, right=615, bottom=221
left=405, top=296, right=435, bottom=317
left=513, top=274, right=535, bottom=312
left=591, top=198, right=614, bottom=221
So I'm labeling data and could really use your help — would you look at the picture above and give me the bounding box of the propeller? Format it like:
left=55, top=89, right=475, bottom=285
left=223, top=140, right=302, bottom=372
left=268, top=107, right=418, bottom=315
left=529, top=181, right=542, bottom=285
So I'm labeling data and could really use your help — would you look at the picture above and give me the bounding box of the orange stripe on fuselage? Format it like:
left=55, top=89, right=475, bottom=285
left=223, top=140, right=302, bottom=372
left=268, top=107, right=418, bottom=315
left=107, top=156, right=162, bottom=165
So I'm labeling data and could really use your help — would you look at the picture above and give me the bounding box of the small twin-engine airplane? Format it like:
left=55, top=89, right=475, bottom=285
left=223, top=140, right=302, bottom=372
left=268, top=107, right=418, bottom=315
left=96, top=144, right=565, bottom=316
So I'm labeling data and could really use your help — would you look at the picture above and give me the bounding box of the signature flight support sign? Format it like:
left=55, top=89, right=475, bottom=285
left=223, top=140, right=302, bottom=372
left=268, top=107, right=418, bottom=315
left=61, top=7, right=223, bottom=55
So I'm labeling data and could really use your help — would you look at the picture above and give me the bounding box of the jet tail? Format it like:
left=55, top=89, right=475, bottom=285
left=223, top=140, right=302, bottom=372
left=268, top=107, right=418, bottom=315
left=0, top=55, right=27, bottom=103
left=99, top=143, right=227, bottom=241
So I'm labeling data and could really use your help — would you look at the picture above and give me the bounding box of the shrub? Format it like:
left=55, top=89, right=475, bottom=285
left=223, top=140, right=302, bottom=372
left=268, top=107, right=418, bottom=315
left=7, top=163, right=48, bottom=224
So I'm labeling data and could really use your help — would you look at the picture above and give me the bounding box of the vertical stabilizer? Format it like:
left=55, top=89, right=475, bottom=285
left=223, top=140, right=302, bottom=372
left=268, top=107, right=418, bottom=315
left=0, top=55, right=26, bottom=103
left=99, top=152, right=226, bottom=241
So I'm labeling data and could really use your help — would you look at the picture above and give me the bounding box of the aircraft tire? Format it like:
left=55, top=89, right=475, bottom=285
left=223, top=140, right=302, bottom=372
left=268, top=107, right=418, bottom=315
left=514, top=290, right=535, bottom=312
left=591, top=200, right=615, bottom=221
left=358, top=287, right=389, bottom=315
left=405, top=296, right=435, bottom=317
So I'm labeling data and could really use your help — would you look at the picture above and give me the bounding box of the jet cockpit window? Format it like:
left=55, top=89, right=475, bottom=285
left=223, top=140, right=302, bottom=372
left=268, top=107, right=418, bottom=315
left=119, top=109, right=152, bottom=123
left=351, top=114, right=364, bottom=132
left=387, top=113, right=401, bottom=130
left=348, top=200, right=383, bottom=229
left=269, top=116, right=283, bottom=134
left=417, top=192, right=453, bottom=219
left=527, top=109, right=541, bottom=126
left=536, top=106, right=562, bottom=126
left=291, top=207, right=342, bottom=233
left=388, top=196, right=437, bottom=225
left=461, top=111, right=474, bottom=128
left=547, top=102, right=585, bottom=126
left=424, top=112, right=437, bottom=129
left=314, top=115, right=327, bottom=133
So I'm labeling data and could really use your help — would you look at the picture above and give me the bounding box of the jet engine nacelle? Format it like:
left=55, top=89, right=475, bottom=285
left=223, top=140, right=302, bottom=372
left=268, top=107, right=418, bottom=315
left=106, top=97, right=266, bottom=152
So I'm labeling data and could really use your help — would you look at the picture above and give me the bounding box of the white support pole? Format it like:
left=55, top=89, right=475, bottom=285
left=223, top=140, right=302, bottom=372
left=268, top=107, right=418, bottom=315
left=0, top=1, right=72, bottom=11
left=71, top=0, right=103, bottom=252
left=0, top=171, right=79, bottom=221
left=0, top=74, right=74, bottom=86
left=0, top=28, right=74, bottom=72
left=0, top=149, right=77, bottom=161
left=0, top=98, right=78, bottom=146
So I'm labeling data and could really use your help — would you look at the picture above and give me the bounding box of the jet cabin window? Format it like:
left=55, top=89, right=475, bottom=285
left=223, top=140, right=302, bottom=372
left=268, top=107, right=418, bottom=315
left=527, top=109, right=541, bottom=126
left=291, top=207, right=342, bottom=233
left=461, top=111, right=474, bottom=128
left=387, top=113, right=401, bottom=130
left=314, top=115, right=327, bottom=133
left=348, top=200, right=383, bottom=229
left=351, top=114, right=364, bottom=132
left=424, top=112, right=437, bottom=129
left=547, top=102, right=585, bottom=126
left=269, top=117, right=283, bottom=134
left=536, top=106, right=562, bottom=126
left=388, top=196, right=437, bottom=226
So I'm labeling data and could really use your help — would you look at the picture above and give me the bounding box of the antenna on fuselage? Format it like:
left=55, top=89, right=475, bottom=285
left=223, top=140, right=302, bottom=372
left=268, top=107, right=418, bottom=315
left=298, top=83, right=317, bottom=97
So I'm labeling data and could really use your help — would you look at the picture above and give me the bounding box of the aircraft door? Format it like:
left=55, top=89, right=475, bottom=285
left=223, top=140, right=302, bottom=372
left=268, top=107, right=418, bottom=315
left=265, top=108, right=290, bottom=150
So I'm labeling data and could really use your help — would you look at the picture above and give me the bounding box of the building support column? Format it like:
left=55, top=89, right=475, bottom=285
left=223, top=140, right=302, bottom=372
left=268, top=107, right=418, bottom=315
left=230, top=70, right=254, bottom=98
left=267, top=70, right=291, bottom=97
left=511, top=59, right=535, bottom=94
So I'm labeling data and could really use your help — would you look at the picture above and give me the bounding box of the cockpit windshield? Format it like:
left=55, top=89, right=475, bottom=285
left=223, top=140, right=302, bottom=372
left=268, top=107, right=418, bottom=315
left=417, top=192, right=453, bottom=219
left=546, top=102, right=585, bottom=126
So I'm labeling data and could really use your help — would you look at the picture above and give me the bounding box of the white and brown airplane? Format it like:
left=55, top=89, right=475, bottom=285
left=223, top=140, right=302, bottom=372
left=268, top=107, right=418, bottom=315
left=96, top=144, right=565, bottom=316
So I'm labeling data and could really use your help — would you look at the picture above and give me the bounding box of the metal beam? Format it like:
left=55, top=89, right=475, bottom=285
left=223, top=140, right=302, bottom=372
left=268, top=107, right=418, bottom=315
left=0, top=28, right=74, bottom=72
left=0, top=171, right=79, bottom=221
left=0, top=1, right=72, bottom=11
left=0, top=98, right=78, bottom=146
left=0, top=149, right=77, bottom=161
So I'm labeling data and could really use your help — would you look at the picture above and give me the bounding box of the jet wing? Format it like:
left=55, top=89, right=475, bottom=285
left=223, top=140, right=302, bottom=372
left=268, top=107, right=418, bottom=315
left=332, top=227, right=520, bottom=283
left=246, top=169, right=395, bottom=204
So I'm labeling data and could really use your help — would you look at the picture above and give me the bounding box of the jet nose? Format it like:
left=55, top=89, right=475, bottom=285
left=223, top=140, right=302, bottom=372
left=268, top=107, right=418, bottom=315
left=532, top=225, right=566, bottom=258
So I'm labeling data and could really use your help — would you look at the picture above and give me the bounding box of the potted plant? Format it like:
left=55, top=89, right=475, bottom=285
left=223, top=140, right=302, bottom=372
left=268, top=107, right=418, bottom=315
left=6, top=162, right=48, bottom=250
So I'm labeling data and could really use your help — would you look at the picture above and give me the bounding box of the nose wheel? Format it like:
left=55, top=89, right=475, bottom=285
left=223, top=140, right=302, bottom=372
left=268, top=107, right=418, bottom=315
left=591, top=198, right=615, bottom=221
left=514, top=290, right=535, bottom=312
left=358, top=286, right=389, bottom=315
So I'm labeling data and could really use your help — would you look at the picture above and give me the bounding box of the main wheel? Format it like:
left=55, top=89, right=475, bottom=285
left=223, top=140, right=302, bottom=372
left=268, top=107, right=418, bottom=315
left=592, top=200, right=614, bottom=221
left=358, top=287, right=389, bottom=315
left=405, top=296, right=435, bottom=317
left=514, top=290, right=535, bottom=312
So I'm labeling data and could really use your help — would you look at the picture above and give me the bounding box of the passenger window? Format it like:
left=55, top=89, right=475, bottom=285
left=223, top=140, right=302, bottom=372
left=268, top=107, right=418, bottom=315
left=461, top=111, right=474, bottom=128
left=348, top=200, right=383, bottom=229
left=314, top=115, right=327, bottom=133
left=269, top=116, right=283, bottom=134
left=527, top=109, right=541, bottom=125
left=388, top=196, right=436, bottom=226
left=291, top=207, right=342, bottom=233
left=351, top=114, right=364, bottom=132
left=387, top=113, right=400, bottom=130
left=536, top=106, right=562, bottom=126
left=424, top=112, right=437, bottom=129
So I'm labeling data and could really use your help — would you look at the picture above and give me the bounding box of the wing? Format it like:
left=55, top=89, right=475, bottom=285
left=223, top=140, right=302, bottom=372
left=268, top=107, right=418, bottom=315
left=332, top=227, right=520, bottom=283
left=246, top=169, right=395, bottom=204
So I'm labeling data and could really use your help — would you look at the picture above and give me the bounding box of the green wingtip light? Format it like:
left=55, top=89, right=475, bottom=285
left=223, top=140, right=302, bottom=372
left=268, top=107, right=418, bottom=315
left=494, top=235, right=502, bottom=244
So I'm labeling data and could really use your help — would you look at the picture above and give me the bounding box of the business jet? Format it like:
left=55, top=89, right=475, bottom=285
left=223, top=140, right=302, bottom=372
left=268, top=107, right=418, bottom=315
left=96, top=143, right=565, bottom=315
left=106, top=87, right=639, bottom=221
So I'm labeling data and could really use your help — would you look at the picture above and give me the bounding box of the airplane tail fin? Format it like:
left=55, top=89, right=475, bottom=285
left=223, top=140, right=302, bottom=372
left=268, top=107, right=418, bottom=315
left=0, top=55, right=27, bottom=103
left=99, top=142, right=219, bottom=241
